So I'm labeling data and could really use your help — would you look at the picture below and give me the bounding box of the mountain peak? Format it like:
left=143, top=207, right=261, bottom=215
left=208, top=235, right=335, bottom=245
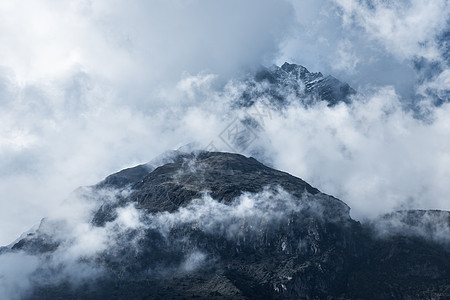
left=3, top=151, right=450, bottom=299
left=280, top=61, right=309, bottom=74
left=92, top=151, right=353, bottom=226
left=240, top=62, right=355, bottom=108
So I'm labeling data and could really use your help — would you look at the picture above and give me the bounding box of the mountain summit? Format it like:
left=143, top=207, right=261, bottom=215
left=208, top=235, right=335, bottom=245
left=4, top=151, right=450, bottom=299
left=238, top=62, right=356, bottom=108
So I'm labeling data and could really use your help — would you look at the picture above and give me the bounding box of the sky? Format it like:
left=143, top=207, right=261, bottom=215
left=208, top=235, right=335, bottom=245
left=0, top=0, right=449, bottom=245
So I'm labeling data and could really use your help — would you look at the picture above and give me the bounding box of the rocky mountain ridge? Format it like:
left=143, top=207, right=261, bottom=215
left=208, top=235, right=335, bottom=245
left=4, top=151, right=450, bottom=299
left=1, top=63, right=447, bottom=300
left=237, top=62, right=356, bottom=108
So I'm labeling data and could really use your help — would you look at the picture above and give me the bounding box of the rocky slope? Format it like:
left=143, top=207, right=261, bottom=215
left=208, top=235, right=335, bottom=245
left=4, top=151, right=450, bottom=299
left=237, top=62, right=356, bottom=108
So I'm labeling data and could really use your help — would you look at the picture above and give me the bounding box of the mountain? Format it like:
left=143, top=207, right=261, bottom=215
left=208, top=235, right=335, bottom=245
left=4, top=151, right=450, bottom=299
left=237, top=62, right=356, bottom=108
left=1, top=64, right=447, bottom=299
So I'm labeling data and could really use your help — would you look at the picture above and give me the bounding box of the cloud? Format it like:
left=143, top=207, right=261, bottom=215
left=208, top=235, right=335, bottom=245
left=150, top=187, right=304, bottom=239
left=0, top=186, right=332, bottom=298
left=0, top=188, right=137, bottom=299
left=370, top=210, right=450, bottom=246
left=334, top=39, right=360, bottom=74
left=0, top=252, right=39, bottom=300
left=279, top=0, right=450, bottom=102
left=334, top=0, right=450, bottom=62
left=245, top=87, right=450, bottom=219
left=0, top=2, right=449, bottom=298
left=0, top=0, right=297, bottom=244
left=1, top=62, right=450, bottom=245
left=0, top=0, right=449, bottom=248
left=0, top=0, right=295, bottom=85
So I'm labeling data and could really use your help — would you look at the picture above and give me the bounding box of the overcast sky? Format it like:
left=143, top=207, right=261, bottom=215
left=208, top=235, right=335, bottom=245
left=0, top=0, right=449, bottom=245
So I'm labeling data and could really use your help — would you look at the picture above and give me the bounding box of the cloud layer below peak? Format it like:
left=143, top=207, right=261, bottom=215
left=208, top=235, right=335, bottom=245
left=0, top=0, right=449, bottom=245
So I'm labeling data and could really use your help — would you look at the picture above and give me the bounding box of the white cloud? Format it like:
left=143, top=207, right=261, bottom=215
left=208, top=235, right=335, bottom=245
left=0, top=252, right=39, bottom=300
left=0, top=0, right=299, bottom=244
left=256, top=88, right=450, bottom=219
left=0, top=0, right=449, bottom=247
left=334, top=0, right=450, bottom=62
left=0, top=2, right=449, bottom=298
left=334, top=39, right=360, bottom=73
left=280, top=0, right=449, bottom=101
left=417, top=68, right=450, bottom=99
left=0, top=0, right=295, bottom=85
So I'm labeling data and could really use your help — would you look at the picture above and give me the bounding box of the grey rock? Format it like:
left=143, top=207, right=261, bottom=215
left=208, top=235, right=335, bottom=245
left=238, top=62, right=356, bottom=108
left=4, top=151, right=450, bottom=299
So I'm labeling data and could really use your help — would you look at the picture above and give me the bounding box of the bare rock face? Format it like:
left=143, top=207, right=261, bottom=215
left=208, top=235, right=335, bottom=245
left=92, top=151, right=344, bottom=225
left=238, top=62, right=356, bottom=108
left=5, top=152, right=450, bottom=299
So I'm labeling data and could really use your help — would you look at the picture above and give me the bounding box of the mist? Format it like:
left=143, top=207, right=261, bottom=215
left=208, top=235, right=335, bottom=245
left=0, top=0, right=449, bottom=249
left=0, top=185, right=334, bottom=299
